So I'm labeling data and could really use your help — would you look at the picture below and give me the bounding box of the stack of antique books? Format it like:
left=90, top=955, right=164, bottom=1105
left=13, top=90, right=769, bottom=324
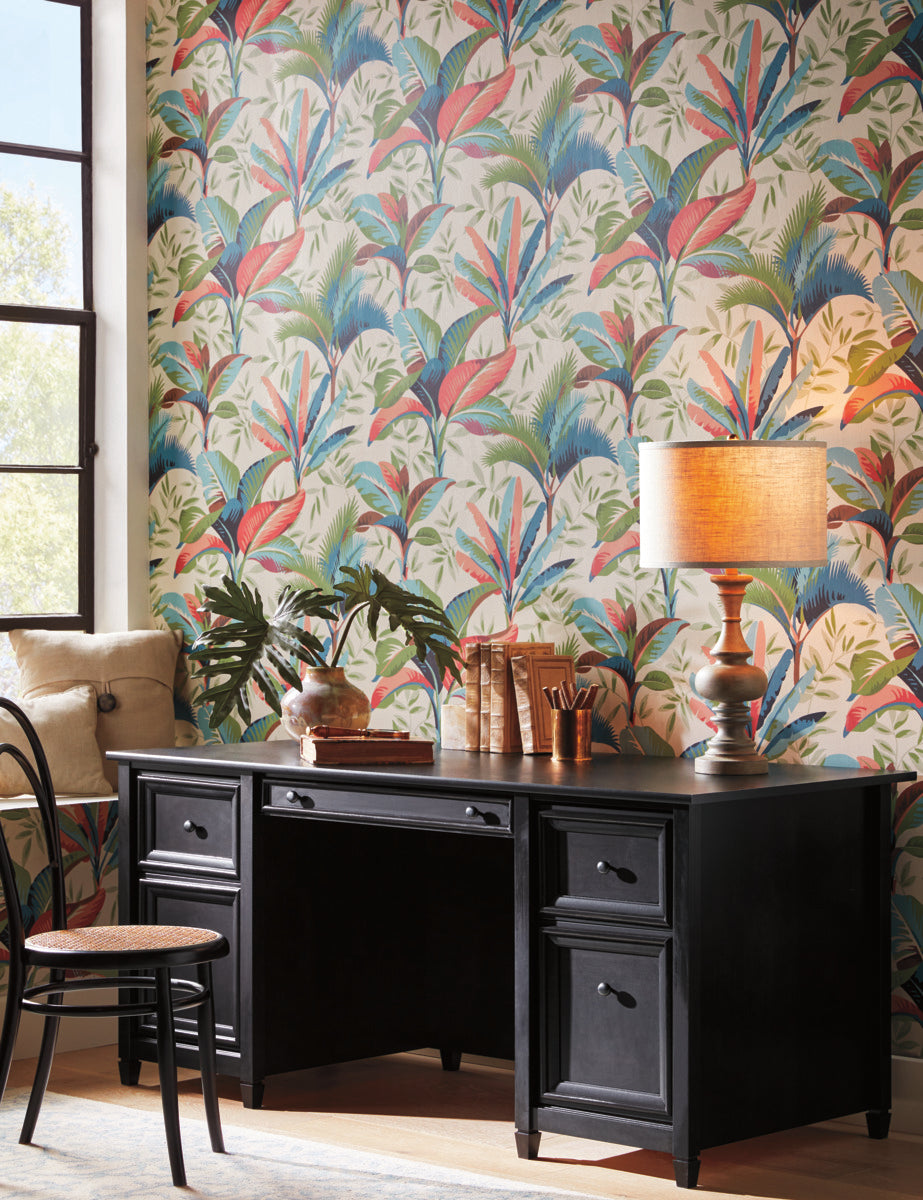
left=463, top=641, right=576, bottom=754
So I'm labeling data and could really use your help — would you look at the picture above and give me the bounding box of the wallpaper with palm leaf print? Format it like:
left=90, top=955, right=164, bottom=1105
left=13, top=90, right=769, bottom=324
left=0, top=802, right=118, bottom=1008
left=145, top=0, right=923, bottom=1056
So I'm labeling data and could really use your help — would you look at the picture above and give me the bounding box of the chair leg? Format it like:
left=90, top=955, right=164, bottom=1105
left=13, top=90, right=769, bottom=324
left=155, top=968, right=186, bottom=1188
left=19, top=1012, right=61, bottom=1144
left=196, top=962, right=224, bottom=1153
left=0, top=956, right=24, bottom=1105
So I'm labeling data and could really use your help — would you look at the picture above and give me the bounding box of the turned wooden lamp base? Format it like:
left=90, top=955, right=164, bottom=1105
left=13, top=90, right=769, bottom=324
left=694, top=569, right=768, bottom=776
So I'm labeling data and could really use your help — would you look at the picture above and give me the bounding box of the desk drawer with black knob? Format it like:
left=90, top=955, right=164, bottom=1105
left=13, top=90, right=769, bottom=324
left=540, top=808, right=670, bottom=924
left=264, top=780, right=510, bottom=834
left=540, top=925, right=671, bottom=1120
left=137, top=773, right=240, bottom=879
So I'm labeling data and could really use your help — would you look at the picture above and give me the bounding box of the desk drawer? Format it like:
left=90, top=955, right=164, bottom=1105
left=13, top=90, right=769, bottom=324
left=541, top=809, right=670, bottom=923
left=264, top=780, right=510, bottom=833
left=541, top=925, right=671, bottom=1119
left=138, top=774, right=240, bottom=878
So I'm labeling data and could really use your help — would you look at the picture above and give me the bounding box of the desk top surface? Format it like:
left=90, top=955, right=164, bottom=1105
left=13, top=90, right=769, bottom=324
left=110, top=741, right=915, bottom=804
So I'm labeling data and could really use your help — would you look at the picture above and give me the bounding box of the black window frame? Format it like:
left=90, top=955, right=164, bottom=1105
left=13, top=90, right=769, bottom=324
left=0, top=0, right=95, bottom=632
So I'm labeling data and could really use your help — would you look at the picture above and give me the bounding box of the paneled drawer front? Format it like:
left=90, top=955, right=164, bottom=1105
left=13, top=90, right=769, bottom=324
left=139, top=774, right=240, bottom=877
left=542, top=926, right=671, bottom=1119
left=542, top=809, right=670, bottom=922
left=138, top=875, right=240, bottom=1053
left=264, top=780, right=510, bottom=834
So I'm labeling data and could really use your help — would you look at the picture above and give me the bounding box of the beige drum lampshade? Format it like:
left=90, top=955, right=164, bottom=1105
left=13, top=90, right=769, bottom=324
left=638, top=440, right=828, bottom=569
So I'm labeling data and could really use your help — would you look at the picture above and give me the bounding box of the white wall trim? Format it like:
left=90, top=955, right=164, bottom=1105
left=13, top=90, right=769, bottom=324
left=92, top=0, right=150, bottom=632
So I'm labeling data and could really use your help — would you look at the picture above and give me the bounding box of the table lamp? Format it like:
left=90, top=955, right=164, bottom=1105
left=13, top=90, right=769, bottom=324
left=638, top=440, right=828, bottom=775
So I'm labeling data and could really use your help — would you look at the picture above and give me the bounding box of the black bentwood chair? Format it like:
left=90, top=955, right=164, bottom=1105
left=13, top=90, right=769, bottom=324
left=0, top=697, right=229, bottom=1187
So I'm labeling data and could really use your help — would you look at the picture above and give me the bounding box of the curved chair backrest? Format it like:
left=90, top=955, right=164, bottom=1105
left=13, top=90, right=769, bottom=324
left=0, top=698, right=69, bottom=960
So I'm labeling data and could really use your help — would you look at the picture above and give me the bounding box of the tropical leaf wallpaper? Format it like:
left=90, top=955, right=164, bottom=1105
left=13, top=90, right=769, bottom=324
left=0, top=801, right=118, bottom=1004
left=145, top=0, right=923, bottom=1057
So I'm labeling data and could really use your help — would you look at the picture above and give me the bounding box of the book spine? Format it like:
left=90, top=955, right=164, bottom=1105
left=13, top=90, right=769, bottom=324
left=489, top=644, right=509, bottom=753
left=464, top=643, right=481, bottom=751
left=479, top=643, right=492, bottom=751
left=511, top=656, right=534, bottom=754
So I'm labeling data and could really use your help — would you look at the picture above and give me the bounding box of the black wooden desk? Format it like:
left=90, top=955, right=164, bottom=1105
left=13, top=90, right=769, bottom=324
left=113, top=743, right=912, bottom=1188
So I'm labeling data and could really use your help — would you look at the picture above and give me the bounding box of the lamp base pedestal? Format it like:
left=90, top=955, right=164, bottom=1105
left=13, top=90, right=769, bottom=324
left=694, top=699, right=768, bottom=775
left=694, top=570, right=769, bottom=776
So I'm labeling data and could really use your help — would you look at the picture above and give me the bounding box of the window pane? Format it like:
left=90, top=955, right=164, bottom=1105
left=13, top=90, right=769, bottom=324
left=0, top=157, right=83, bottom=306
left=0, top=1, right=81, bottom=151
left=0, top=473, right=79, bottom=615
left=0, top=321, right=79, bottom=464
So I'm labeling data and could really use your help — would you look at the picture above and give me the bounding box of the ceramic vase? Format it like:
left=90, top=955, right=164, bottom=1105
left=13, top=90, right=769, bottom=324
left=280, top=667, right=371, bottom=740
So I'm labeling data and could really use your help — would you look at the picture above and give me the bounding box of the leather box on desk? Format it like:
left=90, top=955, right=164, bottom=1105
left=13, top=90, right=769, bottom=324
left=300, top=736, right=434, bottom=765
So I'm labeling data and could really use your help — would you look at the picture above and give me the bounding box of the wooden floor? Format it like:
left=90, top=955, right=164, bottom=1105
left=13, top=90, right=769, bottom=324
left=6, top=1045, right=922, bottom=1199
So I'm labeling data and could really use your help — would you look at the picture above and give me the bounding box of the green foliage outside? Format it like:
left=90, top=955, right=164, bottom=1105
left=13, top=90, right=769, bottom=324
left=0, top=184, right=81, bottom=623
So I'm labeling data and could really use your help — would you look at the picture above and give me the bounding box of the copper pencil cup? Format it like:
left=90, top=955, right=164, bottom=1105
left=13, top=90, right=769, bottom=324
left=551, top=706, right=591, bottom=762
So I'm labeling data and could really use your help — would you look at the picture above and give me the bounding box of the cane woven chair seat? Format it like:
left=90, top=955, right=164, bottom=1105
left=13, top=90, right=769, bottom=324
left=27, top=925, right=223, bottom=954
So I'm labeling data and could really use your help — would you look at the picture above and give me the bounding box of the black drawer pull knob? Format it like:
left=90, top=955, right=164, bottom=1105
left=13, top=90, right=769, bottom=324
left=596, top=860, right=611, bottom=874
left=465, top=805, right=480, bottom=819
left=597, top=982, right=613, bottom=997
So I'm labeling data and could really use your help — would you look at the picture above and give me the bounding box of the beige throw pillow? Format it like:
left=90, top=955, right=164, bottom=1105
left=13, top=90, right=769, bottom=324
left=9, top=628, right=181, bottom=789
left=0, top=687, right=111, bottom=797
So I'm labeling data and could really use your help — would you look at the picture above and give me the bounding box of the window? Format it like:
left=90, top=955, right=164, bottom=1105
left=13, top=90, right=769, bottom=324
left=0, top=0, right=95, bottom=633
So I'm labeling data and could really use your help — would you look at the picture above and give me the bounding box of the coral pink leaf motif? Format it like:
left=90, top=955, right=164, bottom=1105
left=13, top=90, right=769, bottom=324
left=259, top=116, right=293, bottom=177
left=236, top=0, right=293, bottom=38
left=252, top=166, right=285, bottom=193
left=183, top=88, right=205, bottom=115
left=845, top=684, right=923, bottom=732
left=238, top=228, right=304, bottom=297
left=463, top=225, right=505, bottom=295
left=687, top=403, right=730, bottom=437
left=370, top=664, right=430, bottom=707
left=455, top=275, right=493, bottom=308
left=466, top=500, right=507, bottom=567
left=667, top=179, right=756, bottom=261
left=840, top=61, right=921, bottom=118
left=237, top=490, right=305, bottom=553
left=368, top=127, right=429, bottom=174
left=697, top=52, right=738, bottom=115
left=173, top=27, right=219, bottom=72
left=841, top=372, right=923, bottom=425
left=589, top=241, right=659, bottom=290
left=453, top=1, right=493, bottom=30
left=173, top=280, right=228, bottom=325
left=439, top=344, right=516, bottom=417
left=66, top=887, right=108, bottom=931
left=184, top=340, right=207, bottom=371
left=601, top=22, right=632, bottom=58
left=369, top=394, right=430, bottom=442
left=455, top=551, right=496, bottom=584
left=437, top=65, right=516, bottom=144
left=590, top=531, right=640, bottom=578
left=174, top=533, right=230, bottom=575
left=684, top=107, right=730, bottom=144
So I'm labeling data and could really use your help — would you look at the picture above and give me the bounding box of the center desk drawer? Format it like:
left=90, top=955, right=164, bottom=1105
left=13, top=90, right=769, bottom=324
left=265, top=781, right=510, bottom=834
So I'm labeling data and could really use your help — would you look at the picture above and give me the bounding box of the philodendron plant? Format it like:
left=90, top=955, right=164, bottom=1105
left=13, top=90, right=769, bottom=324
left=187, top=564, right=463, bottom=731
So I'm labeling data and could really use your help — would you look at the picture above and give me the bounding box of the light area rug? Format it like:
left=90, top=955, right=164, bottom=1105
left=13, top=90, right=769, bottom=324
left=0, top=1090, right=594, bottom=1200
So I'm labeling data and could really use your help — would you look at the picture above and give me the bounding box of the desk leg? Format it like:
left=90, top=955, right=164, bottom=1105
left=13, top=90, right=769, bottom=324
left=673, top=1156, right=700, bottom=1188
left=240, top=1081, right=264, bottom=1109
left=118, top=1059, right=141, bottom=1086
left=866, top=1109, right=890, bottom=1139
left=515, top=1130, right=541, bottom=1159
left=439, top=1048, right=461, bottom=1071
